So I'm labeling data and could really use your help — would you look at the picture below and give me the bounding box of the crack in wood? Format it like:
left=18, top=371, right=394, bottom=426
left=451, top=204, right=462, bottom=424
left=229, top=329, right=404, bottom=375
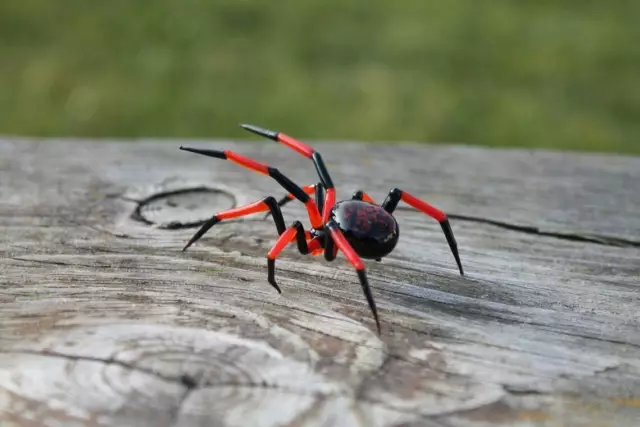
left=446, top=212, right=640, bottom=248
left=171, top=386, right=195, bottom=427
left=9, top=256, right=106, bottom=270
left=0, top=349, right=180, bottom=384
left=1, top=349, right=338, bottom=396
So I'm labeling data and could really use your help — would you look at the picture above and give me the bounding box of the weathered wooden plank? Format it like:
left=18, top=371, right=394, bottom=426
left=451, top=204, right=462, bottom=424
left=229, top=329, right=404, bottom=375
left=0, top=138, right=639, bottom=426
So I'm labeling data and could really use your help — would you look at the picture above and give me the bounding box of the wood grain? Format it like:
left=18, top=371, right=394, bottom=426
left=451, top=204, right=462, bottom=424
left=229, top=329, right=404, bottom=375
left=0, top=138, right=639, bottom=426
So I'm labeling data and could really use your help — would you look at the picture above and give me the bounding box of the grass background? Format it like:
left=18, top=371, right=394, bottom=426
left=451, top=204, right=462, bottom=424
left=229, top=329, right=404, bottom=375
left=1, top=0, right=638, bottom=154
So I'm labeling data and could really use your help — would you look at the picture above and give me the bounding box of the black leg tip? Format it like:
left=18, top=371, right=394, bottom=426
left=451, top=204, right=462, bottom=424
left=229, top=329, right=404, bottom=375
left=268, top=279, right=282, bottom=294
left=178, top=146, right=227, bottom=159
left=453, top=253, right=464, bottom=276
left=240, top=124, right=279, bottom=141
left=440, top=219, right=465, bottom=277
left=373, top=316, right=381, bottom=336
left=267, top=258, right=281, bottom=293
left=356, top=269, right=381, bottom=336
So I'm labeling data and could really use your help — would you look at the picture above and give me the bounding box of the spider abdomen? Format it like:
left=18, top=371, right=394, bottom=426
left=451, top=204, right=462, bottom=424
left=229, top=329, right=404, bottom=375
left=330, top=200, right=399, bottom=259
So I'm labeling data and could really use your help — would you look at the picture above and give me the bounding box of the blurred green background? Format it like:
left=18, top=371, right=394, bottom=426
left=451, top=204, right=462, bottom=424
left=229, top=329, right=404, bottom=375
left=1, top=0, right=638, bottom=153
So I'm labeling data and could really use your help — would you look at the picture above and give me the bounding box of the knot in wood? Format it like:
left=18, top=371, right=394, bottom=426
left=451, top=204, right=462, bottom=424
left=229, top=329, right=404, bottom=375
left=133, top=187, right=236, bottom=229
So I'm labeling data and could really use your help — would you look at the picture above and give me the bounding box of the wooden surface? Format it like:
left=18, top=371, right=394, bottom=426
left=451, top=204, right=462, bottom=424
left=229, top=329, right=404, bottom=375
left=0, top=138, right=639, bottom=427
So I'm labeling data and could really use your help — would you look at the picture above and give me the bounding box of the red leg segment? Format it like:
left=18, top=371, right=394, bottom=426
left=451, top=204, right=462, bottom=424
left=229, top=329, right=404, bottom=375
left=307, top=238, right=323, bottom=255
left=352, top=190, right=376, bottom=204
left=267, top=227, right=297, bottom=259
left=362, top=193, right=375, bottom=204
left=217, top=199, right=270, bottom=220
left=322, top=188, right=336, bottom=224
left=277, top=133, right=315, bottom=159
left=399, top=191, right=447, bottom=222
left=326, top=220, right=380, bottom=334
left=224, top=151, right=269, bottom=175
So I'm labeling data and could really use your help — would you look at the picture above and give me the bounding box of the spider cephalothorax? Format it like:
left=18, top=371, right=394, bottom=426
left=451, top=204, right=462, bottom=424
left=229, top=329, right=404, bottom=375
left=180, top=124, right=464, bottom=334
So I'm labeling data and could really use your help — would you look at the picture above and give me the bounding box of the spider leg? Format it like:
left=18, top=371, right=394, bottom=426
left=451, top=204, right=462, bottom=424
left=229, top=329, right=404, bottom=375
left=263, top=182, right=323, bottom=219
left=179, top=146, right=323, bottom=229
left=315, top=183, right=326, bottom=214
left=326, top=220, right=381, bottom=334
left=382, top=188, right=464, bottom=275
left=323, top=233, right=338, bottom=261
left=274, top=184, right=318, bottom=209
left=182, top=196, right=286, bottom=251
left=352, top=190, right=376, bottom=204
left=266, top=221, right=322, bottom=292
left=240, top=124, right=336, bottom=223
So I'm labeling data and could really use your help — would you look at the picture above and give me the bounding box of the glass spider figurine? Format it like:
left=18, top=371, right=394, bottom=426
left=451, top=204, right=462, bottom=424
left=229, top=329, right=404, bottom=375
left=180, top=124, right=464, bottom=334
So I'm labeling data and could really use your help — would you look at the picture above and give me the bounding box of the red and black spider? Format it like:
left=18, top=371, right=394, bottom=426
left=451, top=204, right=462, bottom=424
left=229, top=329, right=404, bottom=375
left=179, top=124, right=464, bottom=333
